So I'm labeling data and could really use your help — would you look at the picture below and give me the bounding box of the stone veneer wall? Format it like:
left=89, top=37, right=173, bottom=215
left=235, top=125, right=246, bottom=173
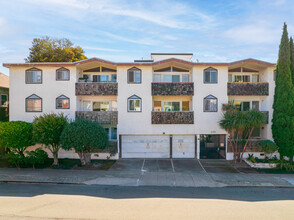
left=75, top=82, right=118, bottom=96
left=152, top=83, right=194, bottom=96
left=227, top=82, right=269, bottom=96
left=75, top=111, right=118, bottom=125
left=152, top=111, right=194, bottom=124
left=227, top=140, right=263, bottom=152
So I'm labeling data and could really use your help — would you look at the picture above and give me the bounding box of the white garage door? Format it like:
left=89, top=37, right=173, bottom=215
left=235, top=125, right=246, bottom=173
left=121, top=135, right=170, bottom=158
left=172, top=135, right=195, bottom=158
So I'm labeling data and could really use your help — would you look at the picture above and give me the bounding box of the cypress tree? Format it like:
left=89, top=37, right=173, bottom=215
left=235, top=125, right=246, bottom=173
left=272, top=23, right=294, bottom=161
left=290, top=37, right=294, bottom=84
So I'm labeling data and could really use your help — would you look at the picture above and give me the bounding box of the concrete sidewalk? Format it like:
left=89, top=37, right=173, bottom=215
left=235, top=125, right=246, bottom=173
left=0, top=160, right=294, bottom=188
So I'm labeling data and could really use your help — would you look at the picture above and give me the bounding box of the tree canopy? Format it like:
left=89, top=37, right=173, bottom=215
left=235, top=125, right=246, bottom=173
left=25, top=36, right=87, bottom=62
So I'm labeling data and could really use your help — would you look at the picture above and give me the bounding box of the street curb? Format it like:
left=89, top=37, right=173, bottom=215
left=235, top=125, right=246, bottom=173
left=0, top=180, right=86, bottom=185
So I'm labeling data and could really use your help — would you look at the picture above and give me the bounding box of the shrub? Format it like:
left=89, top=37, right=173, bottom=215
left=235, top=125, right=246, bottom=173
left=33, top=113, right=68, bottom=166
left=0, top=121, right=35, bottom=157
left=60, top=120, right=109, bottom=166
left=25, top=148, right=49, bottom=168
left=261, top=140, right=278, bottom=155
left=6, top=152, right=26, bottom=168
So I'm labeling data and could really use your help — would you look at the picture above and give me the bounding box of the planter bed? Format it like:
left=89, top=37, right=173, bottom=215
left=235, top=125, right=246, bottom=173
left=244, top=159, right=278, bottom=169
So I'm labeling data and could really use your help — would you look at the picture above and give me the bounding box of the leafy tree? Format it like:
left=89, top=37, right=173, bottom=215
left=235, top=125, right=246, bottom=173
left=25, top=36, right=87, bottom=62
left=0, top=121, right=35, bottom=157
left=60, top=120, right=109, bottom=166
left=220, top=104, right=265, bottom=163
left=261, top=140, right=278, bottom=158
left=25, top=148, right=49, bottom=169
left=272, top=23, right=294, bottom=163
left=33, top=113, right=68, bottom=166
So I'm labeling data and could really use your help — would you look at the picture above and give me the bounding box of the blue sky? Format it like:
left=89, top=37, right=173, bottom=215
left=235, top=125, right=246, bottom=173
left=0, top=0, right=294, bottom=75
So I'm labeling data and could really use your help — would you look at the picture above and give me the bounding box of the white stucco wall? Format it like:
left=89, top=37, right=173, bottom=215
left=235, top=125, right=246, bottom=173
left=9, top=66, right=77, bottom=122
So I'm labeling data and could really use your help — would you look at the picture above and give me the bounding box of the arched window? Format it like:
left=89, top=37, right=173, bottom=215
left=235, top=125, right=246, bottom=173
left=56, top=68, right=70, bottom=81
left=204, top=95, right=217, bottom=112
left=128, top=67, right=141, bottom=83
left=204, top=67, right=218, bottom=84
left=25, top=68, right=42, bottom=84
left=128, top=95, right=142, bottom=112
left=26, top=94, right=42, bottom=112
left=56, top=95, right=70, bottom=109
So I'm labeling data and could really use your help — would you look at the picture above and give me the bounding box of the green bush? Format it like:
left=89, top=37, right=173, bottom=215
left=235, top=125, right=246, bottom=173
left=60, top=120, right=109, bottom=166
left=25, top=148, right=49, bottom=168
left=6, top=152, right=26, bottom=168
left=33, top=113, right=68, bottom=166
left=0, top=121, right=35, bottom=157
left=261, top=140, right=278, bottom=155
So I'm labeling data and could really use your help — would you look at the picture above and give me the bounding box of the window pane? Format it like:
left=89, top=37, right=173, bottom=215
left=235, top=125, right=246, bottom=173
left=252, top=74, right=259, bottom=82
left=182, top=74, right=189, bottom=82
left=153, top=101, right=161, bottom=111
left=210, top=71, right=217, bottom=83
left=243, top=75, right=250, bottom=82
left=172, top=75, right=180, bottom=82
left=228, top=74, right=232, bottom=82
left=204, top=99, right=210, bottom=111
left=1, top=95, right=8, bottom=106
left=204, top=99, right=217, bottom=112
left=27, top=70, right=41, bottom=83
left=129, top=100, right=134, bottom=111
left=26, top=99, right=41, bottom=112
left=172, top=102, right=180, bottom=111
left=128, top=71, right=134, bottom=83
left=153, top=74, right=161, bottom=82
left=252, top=101, right=259, bottom=111
left=204, top=71, right=210, bottom=83
left=57, top=99, right=63, bottom=108
left=163, top=75, right=172, bottom=82
left=235, top=75, right=242, bottom=82
left=163, top=102, right=172, bottom=111
left=134, top=71, right=141, bottom=83
left=93, top=101, right=109, bottom=111
left=111, top=128, right=117, bottom=140
left=112, top=101, right=117, bottom=111
left=135, top=100, right=141, bottom=111
left=234, top=101, right=242, bottom=111
left=242, top=102, right=250, bottom=111
left=100, top=75, right=109, bottom=82
left=57, top=70, right=69, bottom=80
left=111, top=74, right=117, bottom=82
left=83, top=101, right=91, bottom=111
left=182, top=101, right=189, bottom=111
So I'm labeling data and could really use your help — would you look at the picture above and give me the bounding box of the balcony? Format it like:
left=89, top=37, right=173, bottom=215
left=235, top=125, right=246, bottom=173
left=227, top=82, right=269, bottom=96
left=75, top=111, right=118, bottom=125
left=75, top=82, right=118, bottom=96
left=151, top=111, right=194, bottom=124
left=152, top=82, right=194, bottom=96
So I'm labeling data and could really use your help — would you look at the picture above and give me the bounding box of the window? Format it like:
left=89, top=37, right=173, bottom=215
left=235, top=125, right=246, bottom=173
left=182, top=101, right=189, bottom=111
left=128, top=68, right=141, bottom=83
left=56, top=95, right=70, bottom=109
left=204, top=95, right=217, bottom=112
left=56, top=68, right=70, bottom=81
left=153, top=101, right=161, bottom=111
left=26, top=68, right=42, bottom=84
left=128, top=95, right=141, bottom=112
left=0, top=94, right=8, bottom=107
left=204, top=68, right=218, bottom=83
left=163, top=75, right=180, bottom=82
left=26, top=94, right=42, bottom=112
left=112, top=101, right=118, bottom=111
left=163, top=102, right=180, bottom=111
left=93, top=75, right=109, bottom=82
left=252, top=101, right=259, bottom=111
left=82, top=101, right=91, bottom=111
left=111, top=127, right=117, bottom=140
left=233, top=100, right=259, bottom=111
left=93, top=101, right=110, bottom=111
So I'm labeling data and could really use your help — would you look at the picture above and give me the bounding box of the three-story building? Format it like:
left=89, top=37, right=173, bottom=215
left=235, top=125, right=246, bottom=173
left=3, top=53, right=275, bottom=160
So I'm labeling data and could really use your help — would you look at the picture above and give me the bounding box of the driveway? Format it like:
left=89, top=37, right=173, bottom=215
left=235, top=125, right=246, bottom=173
left=109, top=159, right=242, bottom=174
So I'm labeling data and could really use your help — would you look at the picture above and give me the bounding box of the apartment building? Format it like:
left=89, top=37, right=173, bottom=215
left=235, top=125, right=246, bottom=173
left=3, top=53, right=276, bottom=160
left=0, top=72, right=9, bottom=121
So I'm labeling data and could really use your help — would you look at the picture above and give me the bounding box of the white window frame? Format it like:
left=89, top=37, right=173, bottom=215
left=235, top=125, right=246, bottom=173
left=128, top=95, right=142, bottom=112
left=203, top=95, right=217, bottom=112
left=56, top=68, right=70, bottom=81
left=0, top=94, right=8, bottom=107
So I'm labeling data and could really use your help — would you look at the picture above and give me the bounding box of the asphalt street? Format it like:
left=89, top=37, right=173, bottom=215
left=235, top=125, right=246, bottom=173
left=0, top=183, right=293, bottom=219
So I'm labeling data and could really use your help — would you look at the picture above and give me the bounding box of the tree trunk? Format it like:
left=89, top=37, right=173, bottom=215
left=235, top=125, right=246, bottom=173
left=240, top=128, right=254, bottom=163
left=77, top=152, right=86, bottom=166
left=52, top=151, right=59, bottom=166
left=84, top=153, right=92, bottom=166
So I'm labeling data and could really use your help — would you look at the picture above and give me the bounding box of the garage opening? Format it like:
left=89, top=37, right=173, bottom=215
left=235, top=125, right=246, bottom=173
left=200, top=135, right=226, bottom=159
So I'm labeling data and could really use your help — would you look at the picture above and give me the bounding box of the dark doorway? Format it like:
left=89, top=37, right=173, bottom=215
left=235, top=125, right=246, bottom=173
left=200, top=135, right=226, bottom=159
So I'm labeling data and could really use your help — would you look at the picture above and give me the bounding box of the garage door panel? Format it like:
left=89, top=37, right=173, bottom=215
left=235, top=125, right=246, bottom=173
left=122, top=136, right=170, bottom=158
left=172, top=135, right=195, bottom=158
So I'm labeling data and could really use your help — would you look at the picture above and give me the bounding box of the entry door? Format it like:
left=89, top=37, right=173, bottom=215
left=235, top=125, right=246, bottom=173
left=200, top=135, right=226, bottom=159
left=172, top=135, right=195, bottom=158
left=121, top=135, right=170, bottom=158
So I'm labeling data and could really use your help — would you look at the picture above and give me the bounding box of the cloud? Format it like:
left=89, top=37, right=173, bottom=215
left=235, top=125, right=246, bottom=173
left=83, top=46, right=124, bottom=52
